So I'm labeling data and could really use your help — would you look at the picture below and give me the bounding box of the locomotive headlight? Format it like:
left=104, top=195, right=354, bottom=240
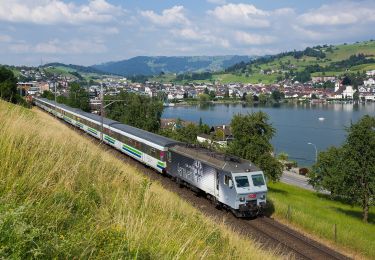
left=239, top=197, right=245, bottom=202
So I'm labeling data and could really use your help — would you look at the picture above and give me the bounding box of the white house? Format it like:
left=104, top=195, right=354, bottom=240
left=342, top=86, right=356, bottom=99
left=334, top=85, right=356, bottom=99
left=364, top=78, right=375, bottom=87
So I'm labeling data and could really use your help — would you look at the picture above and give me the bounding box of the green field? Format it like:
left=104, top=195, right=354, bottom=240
left=268, top=182, right=375, bottom=259
left=0, top=100, right=277, bottom=259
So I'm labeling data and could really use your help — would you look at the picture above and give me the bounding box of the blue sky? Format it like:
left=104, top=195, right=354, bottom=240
left=0, top=0, right=374, bottom=66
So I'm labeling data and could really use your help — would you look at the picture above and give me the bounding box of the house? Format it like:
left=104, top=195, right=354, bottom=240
left=17, top=82, right=37, bottom=96
left=342, top=86, right=356, bottom=99
left=364, top=78, right=375, bottom=87
left=334, top=85, right=356, bottom=99
left=160, top=118, right=195, bottom=130
left=197, top=125, right=234, bottom=147
left=197, top=133, right=228, bottom=147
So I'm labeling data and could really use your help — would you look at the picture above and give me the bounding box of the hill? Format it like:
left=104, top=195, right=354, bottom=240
left=42, top=62, right=106, bottom=75
left=152, top=40, right=375, bottom=84
left=0, top=100, right=276, bottom=259
left=91, top=55, right=253, bottom=76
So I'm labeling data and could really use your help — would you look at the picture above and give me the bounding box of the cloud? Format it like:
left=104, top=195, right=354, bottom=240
left=208, top=3, right=270, bottom=28
left=141, top=6, right=189, bottom=27
left=234, top=31, right=276, bottom=45
left=171, top=27, right=230, bottom=48
left=298, top=2, right=375, bottom=26
left=8, top=43, right=30, bottom=53
left=0, top=34, right=12, bottom=42
left=0, top=0, right=124, bottom=25
left=207, top=0, right=226, bottom=5
left=9, top=38, right=107, bottom=54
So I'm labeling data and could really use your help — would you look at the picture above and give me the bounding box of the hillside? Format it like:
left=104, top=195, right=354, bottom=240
left=153, top=40, right=375, bottom=84
left=92, top=55, right=253, bottom=76
left=42, top=62, right=106, bottom=75
left=0, top=100, right=277, bottom=259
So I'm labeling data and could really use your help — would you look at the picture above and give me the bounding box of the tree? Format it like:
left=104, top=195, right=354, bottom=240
left=309, top=115, right=375, bottom=222
left=105, top=91, right=164, bottom=133
left=0, top=66, right=19, bottom=103
left=214, top=129, right=225, bottom=141
left=342, top=75, right=351, bottom=86
left=345, top=115, right=375, bottom=222
left=258, top=93, right=269, bottom=104
left=68, top=82, right=90, bottom=112
left=245, top=94, right=254, bottom=104
left=271, top=90, right=284, bottom=103
left=209, top=90, right=216, bottom=100
left=277, top=152, right=289, bottom=161
left=199, top=94, right=210, bottom=103
left=227, top=112, right=282, bottom=181
left=41, top=90, right=55, bottom=100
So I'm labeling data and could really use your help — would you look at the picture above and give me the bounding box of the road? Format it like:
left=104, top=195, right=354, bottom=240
left=280, top=170, right=330, bottom=194
left=280, top=170, right=315, bottom=191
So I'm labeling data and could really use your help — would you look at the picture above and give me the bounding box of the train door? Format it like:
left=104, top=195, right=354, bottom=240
left=214, top=171, right=219, bottom=197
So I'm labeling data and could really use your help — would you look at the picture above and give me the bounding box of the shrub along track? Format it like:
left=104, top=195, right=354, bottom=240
left=44, top=110, right=351, bottom=260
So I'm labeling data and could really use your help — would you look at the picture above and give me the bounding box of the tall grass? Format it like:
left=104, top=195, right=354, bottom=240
left=0, top=101, right=278, bottom=259
left=268, top=182, right=375, bottom=259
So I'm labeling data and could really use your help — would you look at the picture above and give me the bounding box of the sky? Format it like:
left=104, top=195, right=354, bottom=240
left=0, top=0, right=374, bottom=66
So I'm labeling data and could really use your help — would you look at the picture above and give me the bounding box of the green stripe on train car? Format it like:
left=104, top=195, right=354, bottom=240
left=104, top=135, right=116, bottom=143
left=122, top=144, right=142, bottom=156
left=157, top=161, right=166, bottom=168
left=88, top=128, right=98, bottom=135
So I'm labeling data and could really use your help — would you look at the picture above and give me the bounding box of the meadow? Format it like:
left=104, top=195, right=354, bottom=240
left=0, top=100, right=278, bottom=259
left=268, top=182, right=375, bottom=259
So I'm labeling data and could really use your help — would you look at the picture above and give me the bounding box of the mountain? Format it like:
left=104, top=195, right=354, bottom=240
left=91, top=56, right=253, bottom=76
left=42, top=62, right=106, bottom=75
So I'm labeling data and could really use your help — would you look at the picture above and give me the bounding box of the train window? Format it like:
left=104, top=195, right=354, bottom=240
left=150, top=148, right=156, bottom=158
left=167, top=152, right=172, bottom=163
left=119, top=133, right=124, bottom=142
left=160, top=151, right=165, bottom=161
left=134, top=141, right=141, bottom=150
left=235, top=176, right=249, bottom=188
left=140, top=143, right=148, bottom=153
left=224, top=175, right=232, bottom=186
left=121, top=135, right=128, bottom=144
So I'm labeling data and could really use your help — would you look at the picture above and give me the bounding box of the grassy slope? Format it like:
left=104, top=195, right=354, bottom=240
left=268, top=182, right=375, bottom=259
left=0, top=100, right=278, bottom=259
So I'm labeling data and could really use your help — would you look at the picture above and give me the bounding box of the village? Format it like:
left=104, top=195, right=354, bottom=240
left=17, top=67, right=375, bottom=104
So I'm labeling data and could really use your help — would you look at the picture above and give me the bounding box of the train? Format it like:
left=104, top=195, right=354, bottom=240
left=33, top=97, right=268, bottom=217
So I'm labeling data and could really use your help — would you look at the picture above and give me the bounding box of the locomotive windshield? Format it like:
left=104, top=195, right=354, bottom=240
left=252, top=174, right=265, bottom=186
left=235, top=176, right=250, bottom=188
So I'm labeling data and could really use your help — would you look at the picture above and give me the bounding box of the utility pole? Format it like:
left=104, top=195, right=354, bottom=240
left=100, top=84, right=104, bottom=142
left=98, top=83, right=127, bottom=144
left=54, top=75, right=57, bottom=118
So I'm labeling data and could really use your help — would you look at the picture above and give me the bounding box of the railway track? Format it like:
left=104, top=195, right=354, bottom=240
left=247, top=217, right=349, bottom=260
left=42, top=109, right=351, bottom=260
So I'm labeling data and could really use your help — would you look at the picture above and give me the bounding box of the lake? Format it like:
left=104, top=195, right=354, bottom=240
left=162, top=102, right=375, bottom=166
